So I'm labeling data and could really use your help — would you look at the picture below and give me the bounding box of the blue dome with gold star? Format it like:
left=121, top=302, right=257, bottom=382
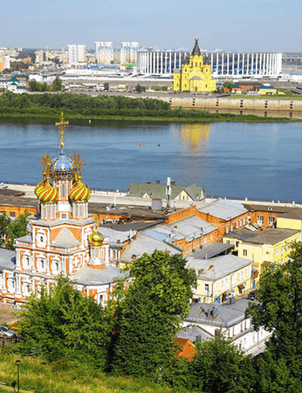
left=51, top=150, right=74, bottom=179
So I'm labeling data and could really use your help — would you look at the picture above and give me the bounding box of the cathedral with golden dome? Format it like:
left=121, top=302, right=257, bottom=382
left=0, top=113, right=124, bottom=306
left=172, top=38, right=216, bottom=93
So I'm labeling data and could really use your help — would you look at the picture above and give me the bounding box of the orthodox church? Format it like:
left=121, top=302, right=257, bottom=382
left=0, top=113, right=124, bottom=306
left=172, top=38, right=216, bottom=93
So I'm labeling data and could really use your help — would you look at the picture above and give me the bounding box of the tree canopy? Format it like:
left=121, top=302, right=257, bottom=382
left=247, top=241, right=302, bottom=392
left=0, top=213, right=10, bottom=248
left=0, top=211, right=29, bottom=250
left=187, top=336, right=255, bottom=393
left=17, top=276, right=112, bottom=369
left=112, top=250, right=197, bottom=379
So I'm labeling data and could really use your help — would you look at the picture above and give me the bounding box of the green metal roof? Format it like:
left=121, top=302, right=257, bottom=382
left=258, top=85, right=275, bottom=89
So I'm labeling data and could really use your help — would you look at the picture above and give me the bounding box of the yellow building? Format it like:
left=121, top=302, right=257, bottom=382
left=172, top=38, right=216, bottom=93
left=276, top=209, right=302, bottom=234
left=223, top=228, right=300, bottom=284
left=186, top=254, right=254, bottom=303
left=256, top=85, right=277, bottom=95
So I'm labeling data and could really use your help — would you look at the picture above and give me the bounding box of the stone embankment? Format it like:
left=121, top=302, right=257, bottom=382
left=5, top=184, right=302, bottom=210
left=151, top=95, right=301, bottom=115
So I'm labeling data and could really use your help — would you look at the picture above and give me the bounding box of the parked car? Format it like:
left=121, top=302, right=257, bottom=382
left=0, top=325, right=16, bottom=338
left=247, top=291, right=256, bottom=301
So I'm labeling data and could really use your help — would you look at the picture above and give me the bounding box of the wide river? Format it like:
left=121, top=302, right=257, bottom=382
left=0, top=121, right=301, bottom=202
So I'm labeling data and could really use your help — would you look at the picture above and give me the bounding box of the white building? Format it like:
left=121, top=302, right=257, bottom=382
left=67, top=44, right=87, bottom=65
left=182, top=298, right=271, bottom=355
left=137, top=49, right=282, bottom=79
left=95, top=42, right=114, bottom=65
left=120, top=42, right=139, bottom=64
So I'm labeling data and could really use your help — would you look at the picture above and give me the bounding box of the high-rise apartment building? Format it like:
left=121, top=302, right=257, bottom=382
left=94, top=41, right=114, bottom=65
left=67, top=44, right=86, bottom=65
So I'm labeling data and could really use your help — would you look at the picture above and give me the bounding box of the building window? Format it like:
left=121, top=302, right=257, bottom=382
left=236, top=241, right=239, bottom=248
left=274, top=249, right=277, bottom=256
left=231, top=224, right=233, bottom=231
left=281, top=246, right=284, bottom=256
left=243, top=250, right=247, bottom=256
left=226, top=225, right=229, bottom=233
left=232, top=273, right=236, bottom=284
left=204, top=283, right=209, bottom=293
left=243, top=218, right=246, bottom=225
left=258, top=215, right=264, bottom=226
left=240, top=219, right=242, bottom=227
left=236, top=221, right=239, bottom=229
left=10, top=212, right=15, bottom=218
left=269, top=216, right=275, bottom=226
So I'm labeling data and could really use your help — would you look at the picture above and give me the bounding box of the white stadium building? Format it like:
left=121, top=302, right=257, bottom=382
left=137, top=49, right=282, bottom=79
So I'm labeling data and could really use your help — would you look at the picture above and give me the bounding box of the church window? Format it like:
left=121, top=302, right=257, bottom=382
left=62, top=183, right=66, bottom=198
left=47, top=205, right=51, bottom=218
left=79, top=204, right=83, bottom=217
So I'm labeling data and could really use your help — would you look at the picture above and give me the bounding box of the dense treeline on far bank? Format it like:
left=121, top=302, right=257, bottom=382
left=0, top=91, right=298, bottom=124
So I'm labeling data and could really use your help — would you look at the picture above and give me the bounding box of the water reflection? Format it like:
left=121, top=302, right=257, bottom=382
left=180, top=123, right=210, bottom=152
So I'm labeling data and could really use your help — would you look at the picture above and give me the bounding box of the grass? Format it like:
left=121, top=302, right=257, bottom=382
left=0, top=112, right=298, bottom=126
left=0, top=350, right=176, bottom=393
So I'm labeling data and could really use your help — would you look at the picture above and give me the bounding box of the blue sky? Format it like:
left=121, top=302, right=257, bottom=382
left=2, top=0, right=302, bottom=52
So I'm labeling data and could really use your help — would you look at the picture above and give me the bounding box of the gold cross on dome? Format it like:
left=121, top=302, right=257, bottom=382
left=40, top=151, right=51, bottom=178
left=72, top=150, right=86, bottom=178
left=55, top=112, right=69, bottom=151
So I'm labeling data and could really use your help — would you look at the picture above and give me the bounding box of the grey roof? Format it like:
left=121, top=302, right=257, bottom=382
left=128, top=182, right=205, bottom=201
left=187, top=242, right=234, bottom=260
left=71, top=264, right=126, bottom=286
left=0, top=249, right=16, bottom=271
left=16, top=234, right=33, bottom=244
left=148, top=216, right=217, bottom=244
left=51, top=227, right=80, bottom=248
left=185, top=298, right=251, bottom=328
left=198, top=199, right=248, bottom=220
left=224, top=227, right=300, bottom=245
left=121, top=231, right=181, bottom=262
left=177, top=324, right=213, bottom=342
left=98, top=227, right=136, bottom=246
left=191, top=38, right=201, bottom=57
left=186, top=254, right=253, bottom=281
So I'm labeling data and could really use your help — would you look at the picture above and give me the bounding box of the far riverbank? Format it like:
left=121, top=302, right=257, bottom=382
left=0, top=92, right=300, bottom=125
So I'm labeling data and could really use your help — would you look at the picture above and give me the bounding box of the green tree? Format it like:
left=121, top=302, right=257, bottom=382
left=112, top=250, right=196, bottom=379
left=223, top=81, right=234, bottom=89
left=52, top=77, right=62, bottom=91
left=42, top=82, right=48, bottom=92
left=17, top=276, right=112, bottom=368
left=135, top=84, right=146, bottom=93
left=188, top=336, right=255, bottom=393
left=6, top=211, right=29, bottom=250
left=0, top=213, right=10, bottom=248
left=104, top=82, right=109, bottom=91
left=246, top=241, right=302, bottom=391
left=29, top=79, right=43, bottom=92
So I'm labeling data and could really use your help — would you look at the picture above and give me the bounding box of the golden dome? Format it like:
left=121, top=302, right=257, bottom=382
left=89, top=224, right=104, bottom=247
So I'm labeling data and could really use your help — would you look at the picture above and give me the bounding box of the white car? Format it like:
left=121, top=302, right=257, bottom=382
left=0, top=325, right=16, bottom=338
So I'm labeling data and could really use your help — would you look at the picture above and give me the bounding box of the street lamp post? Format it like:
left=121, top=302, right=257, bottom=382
left=16, top=360, right=20, bottom=393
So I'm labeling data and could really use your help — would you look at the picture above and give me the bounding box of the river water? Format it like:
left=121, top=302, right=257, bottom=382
left=0, top=121, right=301, bottom=202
